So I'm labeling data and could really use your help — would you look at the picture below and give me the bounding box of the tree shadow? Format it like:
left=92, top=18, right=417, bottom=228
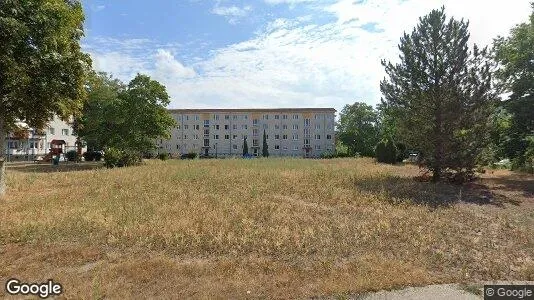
left=6, top=162, right=103, bottom=173
left=482, top=173, right=534, bottom=199
left=354, top=175, right=521, bottom=209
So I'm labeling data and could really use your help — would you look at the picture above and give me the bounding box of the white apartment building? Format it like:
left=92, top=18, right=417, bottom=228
left=158, top=108, right=336, bottom=158
left=3, top=115, right=80, bottom=161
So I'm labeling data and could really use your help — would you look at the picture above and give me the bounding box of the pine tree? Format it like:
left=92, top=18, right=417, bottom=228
left=380, top=7, right=496, bottom=182
left=262, top=129, right=269, bottom=157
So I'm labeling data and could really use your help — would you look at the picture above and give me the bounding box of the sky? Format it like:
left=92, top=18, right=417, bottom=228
left=82, top=0, right=532, bottom=112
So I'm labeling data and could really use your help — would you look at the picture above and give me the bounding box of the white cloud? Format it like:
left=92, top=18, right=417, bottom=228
left=210, top=2, right=252, bottom=24
left=86, top=0, right=532, bottom=111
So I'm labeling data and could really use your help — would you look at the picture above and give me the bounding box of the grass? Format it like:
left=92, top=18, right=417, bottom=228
left=1, top=158, right=533, bottom=299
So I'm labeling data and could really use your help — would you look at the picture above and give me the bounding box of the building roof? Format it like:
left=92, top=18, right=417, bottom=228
left=168, top=108, right=336, bottom=113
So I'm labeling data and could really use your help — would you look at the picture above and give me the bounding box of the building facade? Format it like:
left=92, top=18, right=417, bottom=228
left=158, top=108, right=336, bottom=158
left=3, top=115, right=80, bottom=161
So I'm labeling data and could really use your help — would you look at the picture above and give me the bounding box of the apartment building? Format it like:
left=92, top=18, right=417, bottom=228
left=3, top=115, right=81, bottom=161
left=158, top=108, right=336, bottom=158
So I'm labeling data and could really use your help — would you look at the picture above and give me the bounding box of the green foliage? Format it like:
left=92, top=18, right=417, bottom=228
left=243, top=138, right=249, bottom=156
left=78, top=72, right=176, bottom=154
left=396, top=142, right=407, bottom=162
left=380, top=7, right=496, bottom=182
left=262, top=129, right=269, bottom=157
left=375, top=139, right=397, bottom=164
left=337, top=102, right=380, bottom=157
left=65, top=150, right=78, bottom=162
left=493, top=5, right=534, bottom=171
left=0, top=0, right=90, bottom=196
left=104, top=148, right=141, bottom=168
left=181, top=152, right=198, bottom=159
left=82, top=151, right=102, bottom=162
left=157, top=153, right=169, bottom=161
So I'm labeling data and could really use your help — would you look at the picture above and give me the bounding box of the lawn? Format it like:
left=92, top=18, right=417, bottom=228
left=1, top=158, right=533, bottom=299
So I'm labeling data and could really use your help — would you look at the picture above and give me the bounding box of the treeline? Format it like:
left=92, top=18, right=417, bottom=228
left=336, top=7, right=534, bottom=181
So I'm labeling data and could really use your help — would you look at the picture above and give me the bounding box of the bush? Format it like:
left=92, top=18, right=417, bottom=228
left=104, top=148, right=142, bottom=168
left=181, top=152, right=198, bottom=159
left=83, top=151, right=103, bottom=162
left=376, top=139, right=397, bottom=164
left=396, top=142, right=407, bottom=162
left=66, top=150, right=78, bottom=161
left=157, top=153, right=169, bottom=160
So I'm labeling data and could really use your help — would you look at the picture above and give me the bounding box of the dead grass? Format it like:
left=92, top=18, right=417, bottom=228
left=1, top=158, right=533, bottom=299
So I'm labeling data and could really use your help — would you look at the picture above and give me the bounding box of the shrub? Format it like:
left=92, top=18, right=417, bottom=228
left=181, top=152, right=198, bottom=159
left=93, top=151, right=103, bottom=161
left=157, top=153, right=169, bottom=161
left=65, top=150, right=78, bottom=161
left=396, top=143, right=407, bottom=162
left=376, top=139, right=397, bottom=164
left=104, top=148, right=141, bottom=168
left=375, top=141, right=386, bottom=163
left=83, top=151, right=94, bottom=161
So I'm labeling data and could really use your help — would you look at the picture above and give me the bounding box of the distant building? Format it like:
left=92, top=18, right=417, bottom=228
left=158, top=108, right=336, bottom=158
left=3, top=115, right=81, bottom=161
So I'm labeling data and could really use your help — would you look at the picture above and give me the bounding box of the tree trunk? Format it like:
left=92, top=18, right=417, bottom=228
left=0, top=116, right=6, bottom=198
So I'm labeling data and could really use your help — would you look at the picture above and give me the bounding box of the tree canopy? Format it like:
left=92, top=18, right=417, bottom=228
left=336, top=102, right=380, bottom=157
left=0, top=0, right=90, bottom=197
left=77, top=73, right=176, bottom=155
left=380, top=7, right=497, bottom=182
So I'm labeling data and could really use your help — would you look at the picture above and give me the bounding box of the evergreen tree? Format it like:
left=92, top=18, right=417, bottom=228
left=380, top=7, right=496, bottom=182
left=243, top=137, right=249, bottom=156
left=262, top=129, right=269, bottom=157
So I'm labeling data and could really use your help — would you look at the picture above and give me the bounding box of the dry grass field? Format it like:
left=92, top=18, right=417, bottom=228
left=1, top=158, right=533, bottom=299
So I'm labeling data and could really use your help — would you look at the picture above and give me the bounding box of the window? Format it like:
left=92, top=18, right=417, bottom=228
left=176, top=125, right=181, bottom=129
left=224, top=124, right=229, bottom=130
left=244, top=115, right=248, bottom=120
left=213, top=114, right=219, bottom=120
left=225, top=115, right=230, bottom=120
left=304, top=128, right=310, bottom=136
left=49, top=127, right=55, bottom=135
left=233, top=124, right=237, bottom=130
left=275, top=145, right=280, bottom=150
left=292, top=114, right=299, bottom=119
left=194, top=134, right=199, bottom=140
left=243, top=134, right=248, bottom=139
left=314, top=114, right=320, bottom=119
left=263, top=114, right=269, bottom=120
left=283, top=134, right=288, bottom=140
left=184, top=135, right=188, bottom=139
left=275, top=124, right=280, bottom=130
left=327, top=134, right=332, bottom=140
left=253, top=119, right=259, bottom=125
left=304, top=139, right=310, bottom=145
left=253, top=129, right=259, bottom=136
left=184, top=125, right=189, bottom=130
left=204, top=129, right=209, bottom=136
left=195, top=115, right=200, bottom=121
left=233, top=134, right=238, bottom=139
left=275, top=115, right=280, bottom=120
left=8, top=141, right=18, bottom=149
left=282, top=115, right=288, bottom=120
left=282, top=124, right=288, bottom=130
left=253, top=139, right=259, bottom=147
left=233, top=144, right=238, bottom=150
left=204, top=120, right=210, bottom=127
left=242, top=125, right=248, bottom=130
left=283, top=145, right=288, bottom=150
left=204, top=139, right=210, bottom=147
left=315, top=134, right=320, bottom=140
left=62, top=129, right=69, bottom=135
left=213, top=135, right=219, bottom=140
left=315, top=145, right=321, bottom=150
left=233, top=115, right=238, bottom=120
left=293, top=134, right=299, bottom=140
left=304, top=118, right=310, bottom=126
left=263, top=124, right=268, bottom=129
left=177, top=144, right=180, bottom=149
left=315, top=124, right=320, bottom=130
left=292, top=124, right=299, bottom=130
left=213, top=125, right=220, bottom=130
left=293, top=145, right=299, bottom=150
left=194, top=125, right=200, bottom=130
left=185, top=115, right=189, bottom=121
left=225, top=134, right=230, bottom=140
left=275, top=134, right=280, bottom=140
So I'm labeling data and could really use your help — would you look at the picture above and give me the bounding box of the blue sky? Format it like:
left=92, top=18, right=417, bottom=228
left=81, top=0, right=531, bottom=111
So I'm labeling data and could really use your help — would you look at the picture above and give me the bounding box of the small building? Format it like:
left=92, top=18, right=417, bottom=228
left=3, top=115, right=82, bottom=162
